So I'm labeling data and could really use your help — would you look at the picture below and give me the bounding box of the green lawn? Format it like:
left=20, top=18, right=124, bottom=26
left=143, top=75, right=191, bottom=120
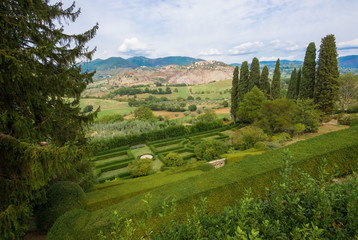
left=79, top=98, right=136, bottom=117
left=86, top=169, right=204, bottom=211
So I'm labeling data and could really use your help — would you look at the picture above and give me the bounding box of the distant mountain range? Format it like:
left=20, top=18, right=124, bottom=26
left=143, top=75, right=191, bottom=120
left=232, top=55, right=358, bottom=69
left=81, top=56, right=204, bottom=72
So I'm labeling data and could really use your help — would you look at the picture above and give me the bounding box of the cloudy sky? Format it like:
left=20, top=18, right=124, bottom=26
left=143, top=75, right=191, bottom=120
left=61, top=0, right=358, bottom=63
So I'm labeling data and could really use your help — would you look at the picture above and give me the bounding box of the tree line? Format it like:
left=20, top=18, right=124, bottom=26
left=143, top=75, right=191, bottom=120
left=231, top=34, right=340, bottom=124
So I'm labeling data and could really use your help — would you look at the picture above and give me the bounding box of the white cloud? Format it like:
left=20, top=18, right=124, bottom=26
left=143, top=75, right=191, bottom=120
left=259, top=55, right=296, bottom=61
left=118, top=37, right=149, bottom=54
left=228, top=41, right=264, bottom=55
left=270, top=40, right=300, bottom=51
left=337, top=38, right=358, bottom=49
left=198, top=48, right=222, bottom=56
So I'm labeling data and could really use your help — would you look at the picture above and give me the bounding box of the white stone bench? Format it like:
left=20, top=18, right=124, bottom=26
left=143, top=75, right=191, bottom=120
left=208, top=158, right=226, bottom=168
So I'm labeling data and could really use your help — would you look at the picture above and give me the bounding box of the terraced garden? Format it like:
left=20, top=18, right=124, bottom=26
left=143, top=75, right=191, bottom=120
left=92, top=127, right=232, bottom=183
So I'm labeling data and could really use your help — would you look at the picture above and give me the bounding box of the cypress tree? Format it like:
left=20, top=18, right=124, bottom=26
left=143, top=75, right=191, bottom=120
left=315, top=34, right=340, bottom=114
left=238, top=61, right=249, bottom=101
left=260, top=65, right=270, bottom=95
left=0, top=1, right=98, bottom=238
left=297, top=67, right=302, bottom=97
left=271, top=59, right=281, bottom=99
left=299, top=42, right=316, bottom=99
left=287, top=68, right=298, bottom=99
left=248, top=57, right=260, bottom=90
left=231, top=66, right=239, bottom=123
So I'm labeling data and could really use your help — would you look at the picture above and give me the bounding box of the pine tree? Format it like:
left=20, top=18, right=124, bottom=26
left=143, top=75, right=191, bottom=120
left=260, top=65, right=270, bottom=95
left=0, top=1, right=98, bottom=238
left=315, top=35, right=340, bottom=114
left=231, top=66, right=239, bottom=123
left=271, top=59, right=281, bottom=99
left=299, top=42, right=316, bottom=99
left=297, top=67, right=302, bottom=97
left=248, top=57, right=260, bottom=90
left=238, top=61, right=249, bottom=101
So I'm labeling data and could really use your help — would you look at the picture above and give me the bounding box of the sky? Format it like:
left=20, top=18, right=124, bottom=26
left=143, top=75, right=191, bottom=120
left=60, top=0, right=358, bottom=63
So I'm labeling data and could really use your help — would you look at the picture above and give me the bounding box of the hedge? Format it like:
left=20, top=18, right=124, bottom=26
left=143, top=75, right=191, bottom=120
left=93, top=149, right=129, bottom=161
left=95, top=145, right=130, bottom=156
left=49, top=127, right=358, bottom=239
left=97, top=172, right=132, bottom=184
left=91, top=120, right=228, bottom=152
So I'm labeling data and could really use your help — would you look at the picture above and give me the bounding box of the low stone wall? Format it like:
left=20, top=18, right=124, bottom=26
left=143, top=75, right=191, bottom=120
left=208, top=158, right=226, bottom=168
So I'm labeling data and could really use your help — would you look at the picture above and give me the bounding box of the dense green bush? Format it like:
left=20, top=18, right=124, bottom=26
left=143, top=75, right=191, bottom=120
left=164, top=152, right=184, bottom=167
left=232, top=126, right=268, bottom=150
left=253, top=141, right=266, bottom=150
left=194, top=140, right=228, bottom=161
left=259, top=98, right=296, bottom=134
left=35, top=181, right=87, bottom=232
left=128, top=158, right=153, bottom=177
left=199, top=163, right=215, bottom=172
left=237, top=86, right=266, bottom=124
left=152, top=158, right=358, bottom=239
left=294, top=99, right=321, bottom=132
left=337, top=113, right=358, bottom=125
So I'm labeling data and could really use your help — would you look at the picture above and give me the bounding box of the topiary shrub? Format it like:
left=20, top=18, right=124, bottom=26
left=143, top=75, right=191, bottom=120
left=194, top=140, right=228, bottom=161
left=35, top=181, right=87, bottom=232
left=254, top=141, right=267, bottom=151
left=164, top=152, right=184, bottom=167
left=128, top=158, right=152, bottom=177
left=199, top=163, right=215, bottom=172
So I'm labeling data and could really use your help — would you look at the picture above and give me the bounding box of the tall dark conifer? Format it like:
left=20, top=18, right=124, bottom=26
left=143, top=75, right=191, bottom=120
left=315, top=34, right=340, bottom=114
left=238, top=61, right=249, bottom=101
left=271, top=59, right=281, bottom=99
left=299, top=42, right=316, bottom=99
left=231, top=66, right=239, bottom=123
left=0, top=1, right=98, bottom=238
left=260, top=65, right=270, bottom=95
left=287, top=68, right=298, bottom=99
left=248, top=57, right=260, bottom=90
left=297, top=67, right=302, bottom=97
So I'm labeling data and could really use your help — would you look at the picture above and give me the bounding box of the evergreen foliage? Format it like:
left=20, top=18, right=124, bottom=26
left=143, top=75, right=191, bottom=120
left=271, top=59, right=281, bottom=99
left=194, top=140, right=228, bottom=161
left=248, top=57, right=260, bottom=90
left=237, top=86, right=266, bottom=124
left=0, top=1, right=97, bottom=238
left=299, top=42, right=316, bottom=99
left=230, top=66, right=239, bottom=123
left=164, top=152, right=184, bottom=167
left=338, top=73, right=358, bottom=111
left=287, top=68, right=298, bottom=99
left=260, top=65, right=270, bottom=95
left=238, top=61, right=249, bottom=102
left=259, top=98, right=296, bottom=134
left=35, top=181, right=87, bottom=232
left=315, top=35, right=340, bottom=114
left=297, top=67, right=302, bottom=95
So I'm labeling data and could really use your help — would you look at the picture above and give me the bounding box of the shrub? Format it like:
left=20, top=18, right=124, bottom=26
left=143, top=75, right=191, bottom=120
left=128, top=158, right=152, bottom=177
left=196, top=108, right=218, bottom=122
left=194, top=140, right=228, bottom=161
left=294, top=123, right=306, bottom=135
left=184, top=111, right=191, bottom=116
left=237, top=86, right=266, bottom=124
left=188, top=104, right=197, bottom=112
left=295, top=99, right=320, bottom=132
left=35, top=181, right=87, bottom=232
left=187, top=96, right=194, bottom=101
left=134, top=105, right=155, bottom=121
left=232, top=126, right=268, bottom=150
left=259, top=98, right=296, bottom=134
left=254, top=141, right=267, bottom=150
left=199, top=163, right=215, bottom=172
left=265, top=141, right=282, bottom=150
left=276, top=132, right=292, bottom=143
left=82, top=104, right=93, bottom=113
left=350, top=118, right=358, bottom=127
left=338, top=114, right=358, bottom=125
left=164, top=152, right=184, bottom=167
